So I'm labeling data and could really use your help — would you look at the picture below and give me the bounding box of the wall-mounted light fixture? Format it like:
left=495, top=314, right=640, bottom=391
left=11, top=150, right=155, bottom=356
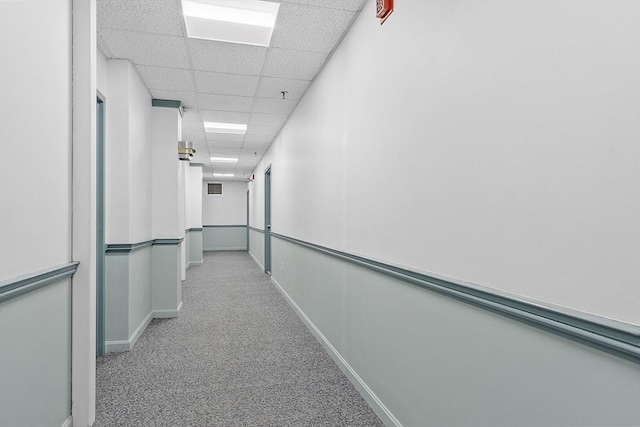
left=178, top=140, right=195, bottom=161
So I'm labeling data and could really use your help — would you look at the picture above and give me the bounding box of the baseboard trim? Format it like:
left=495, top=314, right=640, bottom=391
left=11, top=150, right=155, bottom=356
left=249, top=251, right=264, bottom=271
left=270, top=276, right=401, bottom=427
left=105, top=310, right=153, bottom=353
left=61, top=416, right=73, bottom=427
left=204, top=247, right=247, bottom=251
left=153, top=301, right=183, bottom=318
left=186, top=260, right=203, bottom=269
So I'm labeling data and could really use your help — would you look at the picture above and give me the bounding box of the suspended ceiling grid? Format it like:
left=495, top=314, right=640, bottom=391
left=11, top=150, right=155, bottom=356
left=97, top=0, right=368, bottom=181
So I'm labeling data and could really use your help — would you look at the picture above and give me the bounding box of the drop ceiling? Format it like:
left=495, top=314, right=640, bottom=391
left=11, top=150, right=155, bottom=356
left=97, top=0, right=368, bottom=181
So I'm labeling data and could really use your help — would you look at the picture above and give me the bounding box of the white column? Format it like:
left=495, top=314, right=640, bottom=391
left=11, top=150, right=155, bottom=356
left=71, top=0, right=97, bottom=425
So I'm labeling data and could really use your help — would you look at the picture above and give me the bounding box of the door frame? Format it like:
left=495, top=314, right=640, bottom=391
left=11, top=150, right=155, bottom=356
left=96, top=92, right=106, bottom=356
left=264, top=166, right=272, bottom=274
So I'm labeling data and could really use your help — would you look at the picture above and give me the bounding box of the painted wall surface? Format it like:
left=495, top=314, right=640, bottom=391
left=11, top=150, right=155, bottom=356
left=152, top=106, right=183, bottom=239
left=187, top=166, right=203, bottom=229
left=203, top=181, right=248, bottom=225
left=0, top=0, right=71, bottom=280
left=248, top=229, right=264, bottom=269
left=105, top=60, right=132, bottom=243
left=248, top=0, right=640, bottom=424
left=203, top=227, right=247, bottom=251
left=128, top=248, right=152, bottom=337
left=0, top=1, right=74, bottom=425
left=271, top=236, right=640, bottom=426
left=0, top=281, right=72, bottom=427
left=186, top=230, right=203, bottom=265
left=251, top=0, right=640, bottom=325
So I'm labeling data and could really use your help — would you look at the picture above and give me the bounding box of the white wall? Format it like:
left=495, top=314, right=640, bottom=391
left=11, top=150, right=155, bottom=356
left=203, top=181, right=248, bottom=225
left=128, top=68, right=152, bottom=243
left=0, top=1, right=75, bottom=425
left=252, top=0, right=640, bottom=325
left=187, top=166, right=203, bottom=229
left=0, top=0, right=71, bottom=280
left=151, top=106, right=182, bottom=239
left=105, top=60, right=132, bottom=243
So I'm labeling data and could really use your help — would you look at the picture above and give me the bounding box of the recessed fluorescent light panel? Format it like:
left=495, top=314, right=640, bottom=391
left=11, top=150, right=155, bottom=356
left=204, top=121, right=247, bottom=135
left=213, top=173, right=235, bottom=177
left=182, top=0, right=280, bottom=47
left=210, top=157, right=238, bottom=163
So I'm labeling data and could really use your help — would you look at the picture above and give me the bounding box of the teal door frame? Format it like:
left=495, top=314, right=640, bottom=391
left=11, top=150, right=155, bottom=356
left=96, top=93, right=106, bottom=356
left=264, top=167, right=271, bottom=274
left=246, top=190, right=250, bottom=251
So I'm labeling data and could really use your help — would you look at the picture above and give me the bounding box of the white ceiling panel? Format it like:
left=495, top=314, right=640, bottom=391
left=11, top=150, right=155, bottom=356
left=136, top=65, right=195, bottom=92
left=249, top=113, right=288, bottom=127
left=100, top=29, right=189, bottom=69
left=97, top=0, right=185, bottom=36
left=281, top=0, right=367, bottom=11
left=256, top=77, right=310, bottom=100
left=189, top=39, right=268, bottom=75
left=243, top=142, right=271, bottom=153
left=199, top=94, right=253, bottom=112
left=201, top=110, right=250, bottom=124
left=98, top=0, right=365, bottom=181
left=207, top=140, right=243, bottom=149
left=151, top=90, right=197, bottom=107
left=206, top=133, right=244, bottom=142
left=262, top=48, right=328, bottom=80
left=246, top=124, right=281, bottom=136
left=270, top=3, right=356, bottom=53
left=252, top=98, right=297, bottom=115
left=244, top=134, right=274, bottom=144
left=195, top=71, right=259, bottom=97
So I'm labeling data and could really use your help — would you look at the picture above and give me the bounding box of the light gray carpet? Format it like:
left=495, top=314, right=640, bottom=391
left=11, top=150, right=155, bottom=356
left=95, top=251, right=384, bottom=426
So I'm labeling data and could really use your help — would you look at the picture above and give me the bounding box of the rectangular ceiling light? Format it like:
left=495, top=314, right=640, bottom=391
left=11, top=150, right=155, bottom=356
left=204, top=121, right=247, bottom=135
left=213, top=173, right=235, bottom=177
left=182, top=0, right=280, bottom=47
left=210, top=157, right=238, bottom=163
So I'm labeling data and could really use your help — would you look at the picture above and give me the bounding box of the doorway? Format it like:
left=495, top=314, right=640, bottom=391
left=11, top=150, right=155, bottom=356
left=96, top=94, right=106, bottom=356
left=264, top=167, right=271, bottom=274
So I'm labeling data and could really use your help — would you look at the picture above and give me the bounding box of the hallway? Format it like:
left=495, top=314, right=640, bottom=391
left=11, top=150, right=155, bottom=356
left=94, top=251, right=383, bottom=426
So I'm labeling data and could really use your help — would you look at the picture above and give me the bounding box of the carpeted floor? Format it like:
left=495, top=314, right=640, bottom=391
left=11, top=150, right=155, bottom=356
left=95, top=251, right=384, bottom=426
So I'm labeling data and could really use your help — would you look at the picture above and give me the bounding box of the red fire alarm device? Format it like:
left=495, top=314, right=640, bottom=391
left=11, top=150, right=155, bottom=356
left=376, top=0, right=393, bottom=24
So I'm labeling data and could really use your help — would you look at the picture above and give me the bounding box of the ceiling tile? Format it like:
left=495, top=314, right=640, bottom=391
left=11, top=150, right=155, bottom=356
left=97, top=0, right=185, bottom=36
left=256, top=77, right=310, bottom=100
left=246, top=124, right=281, bottom=136
left=262, top=48, right=328, bottom=80
left=199, top=94, right=253, bottom=112
left=195, top=71, right=259, bottom=97
left=201, top=110, right=250, bottom=124
left=244, top=134, right=274, bottom=144
left=206, top=133, right=245, bottom=142
left=244, top=142, right=271, bottom=153
left=252, top=98, right=297, bottom=115
left=151, top=90, right=197, bottom=108
left=189, top=39, right=267, bottom=75
left=249, top=113, right=288, bottom=127
left=281, top=0, right=367, bottom=11
left=136, top=66, right=195, bottom=92
left=207, top=140, right=244, bottom=149
left=100, top=29, right=189, bottom=69
left=270, top=3, right=355, bottom=53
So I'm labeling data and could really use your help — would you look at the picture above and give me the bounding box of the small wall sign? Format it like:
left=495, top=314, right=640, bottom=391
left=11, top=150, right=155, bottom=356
left=376, top=0, right=393, bottom=24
